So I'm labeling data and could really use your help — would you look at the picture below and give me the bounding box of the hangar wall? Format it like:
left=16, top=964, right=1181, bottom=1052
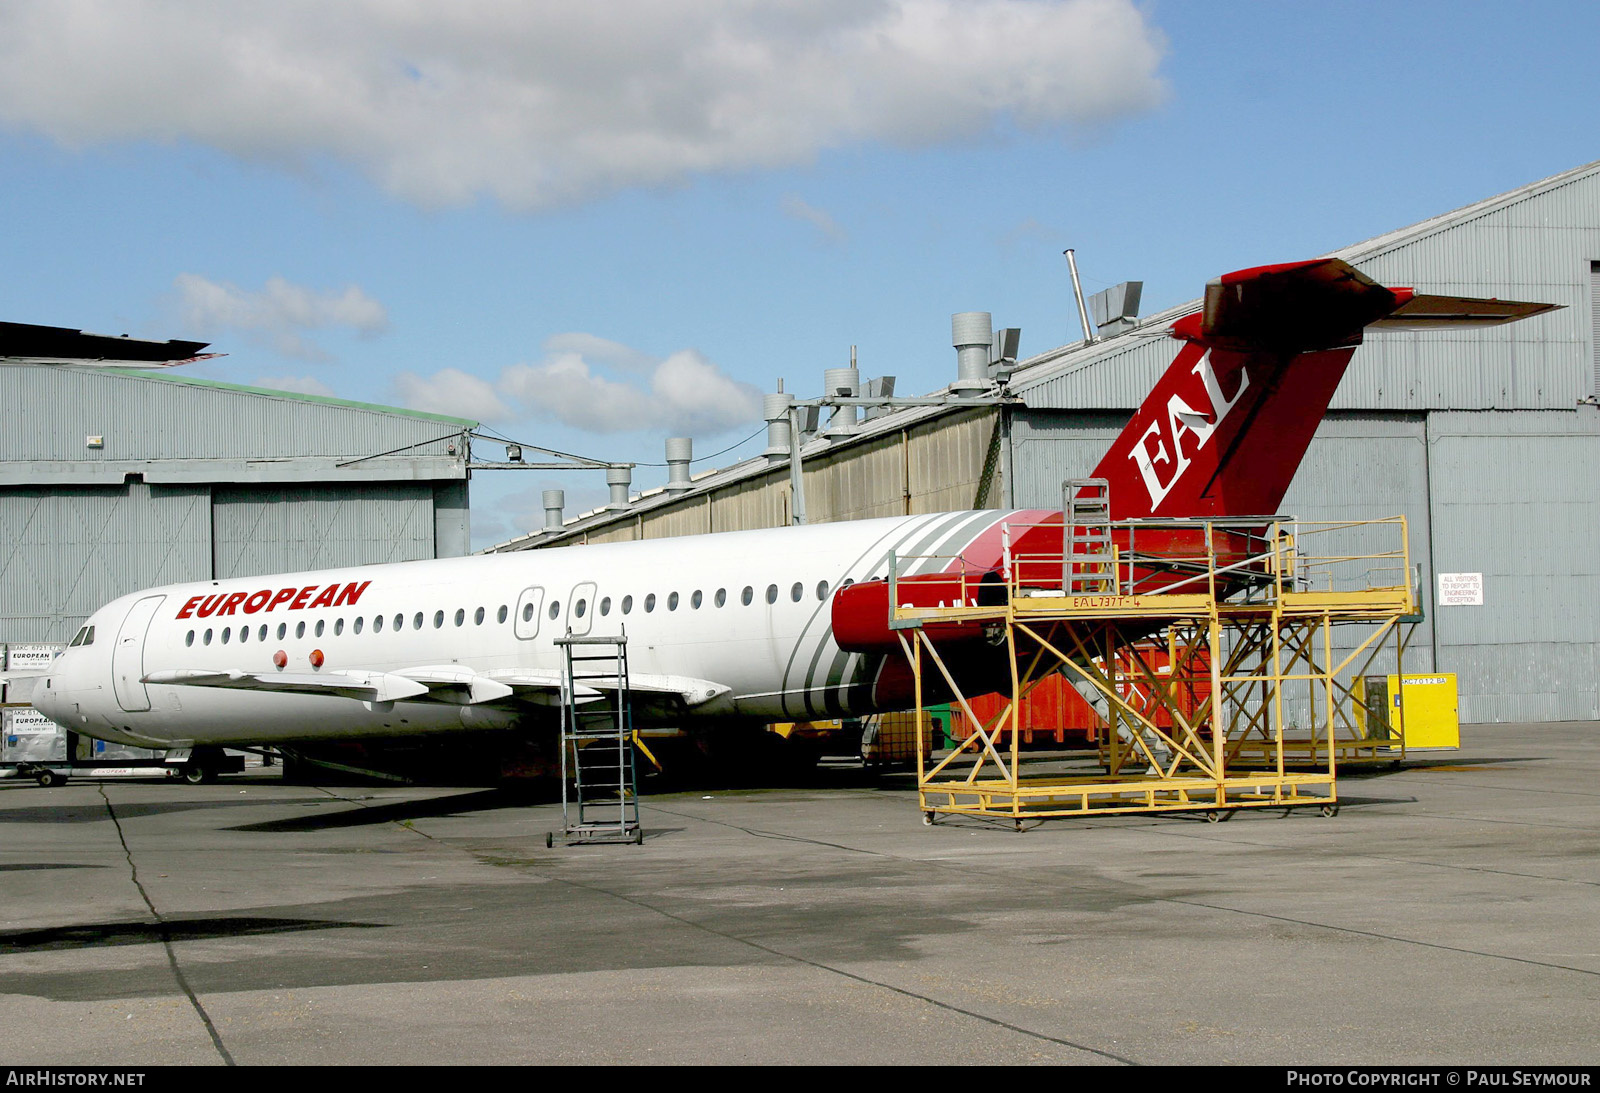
left=1, top=367, right=475, bottom=644
left=548, top=409, right=998, bottom=547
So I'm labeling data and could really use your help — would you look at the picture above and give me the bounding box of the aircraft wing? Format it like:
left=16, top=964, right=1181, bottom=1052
left=145, top=668, right=431, bottom=703
left=486, top=668, right=731, bottom=710
left=145, top=666, right=732, bottom=712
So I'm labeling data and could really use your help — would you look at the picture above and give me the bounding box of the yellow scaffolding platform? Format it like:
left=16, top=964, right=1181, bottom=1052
left=891, top=516, right=1418, bottom=829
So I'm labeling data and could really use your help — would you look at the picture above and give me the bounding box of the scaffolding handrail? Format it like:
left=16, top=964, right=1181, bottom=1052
left=888, top=516, right=1414, bottom=621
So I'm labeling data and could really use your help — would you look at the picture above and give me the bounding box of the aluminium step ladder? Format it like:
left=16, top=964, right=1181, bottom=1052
left=550, top=631, right=643, bottom=846
left=1063, top=478, right=1116, bottom=593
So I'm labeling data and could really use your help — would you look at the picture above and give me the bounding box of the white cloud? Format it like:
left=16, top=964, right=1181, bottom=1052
left=394, top=367, right=514, bottom=423
left=175, top=273, right=388, bottom=360
left=255, top=374, right=337, bottom=398
left=0, top=1, right=1165, bottom=210
left=782, top=194, right=846, bottom=243
left=540, top=332, right=657, bottom=374
left=498, top=340, right=762, bottom=435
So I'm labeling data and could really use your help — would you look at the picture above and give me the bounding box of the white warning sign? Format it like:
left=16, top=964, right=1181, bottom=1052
left=1437, top=572, right=1484, bottom=606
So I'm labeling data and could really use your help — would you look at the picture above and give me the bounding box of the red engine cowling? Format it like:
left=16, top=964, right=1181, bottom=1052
left=832, top=571, right=1005, bottom=654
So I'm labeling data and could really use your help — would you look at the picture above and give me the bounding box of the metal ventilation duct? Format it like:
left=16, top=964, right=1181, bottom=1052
left=763, top=391, right=794, bottom=462
left=542, top=489, right=565, bottom=532
left=822, top=367, right=859, bottom=435
left=664, top=437, right=693, bottom=492
left=606, top=465, right=632, bottom=510
left=1089, top=281, right=1144, bottom=338
left=951, top=312, right=992, bottom=392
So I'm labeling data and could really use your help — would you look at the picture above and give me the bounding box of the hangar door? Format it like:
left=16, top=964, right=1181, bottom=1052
left=212, top=484, right=436, bottom=579
left=0, top=484, right=209, bottom=644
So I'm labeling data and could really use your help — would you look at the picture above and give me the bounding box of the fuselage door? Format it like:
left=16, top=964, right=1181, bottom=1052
left=112, top=595, right=165, bottom=713
left=565, top=581, right=598, bottom=637
left=513, top=586, right=544, bottom=640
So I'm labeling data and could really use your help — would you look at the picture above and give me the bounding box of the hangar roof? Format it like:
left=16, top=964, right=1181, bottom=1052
left=1011, top=159, right=1600, bottom=411
left=1, top=364, right=475, bottom=487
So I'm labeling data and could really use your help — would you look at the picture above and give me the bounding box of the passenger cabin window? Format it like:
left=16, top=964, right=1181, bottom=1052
left=766, top=584, right=778, bottom=605
left=548, top=601, right=561, bottom=620
left=816, top=581, right=829, bottom=601
left=315, top=620, right=325, bottom=637
left=374, top=615, right=384, bottom=633
left=454, top=609, right=465, bottom=627
left=715, top=588, right=726, bottom=608
left=185, top=630, right=195, bottom=647
left=742, top=586, right=753, bottom=606
left=691, top=590, right=702, bottom=609
left=522, top=603, right=535, bottom=623
left=204, top=629, right=213, bottom=645
left=575, top=599, right=587, bottom=618
left=334, top=618, right=344, bottom=636
left=667, top=592, right=679, bottom=611
left=497, top=605, right=508, bottom=624
left=296, top=622, right=306, bottom=639
left=221, top=627, right=231, bottom=644
left=622, top=595, right=633, bottom=614
left=238, top=625, right=248, bottom=643
left=277, top=623, right=287, bottom=640
left=791, top=582, right=803, bottom=602
left=433, top=611, right=444, bottom=629
left=474, top=607, right=485, bottom=625
left=600, top=597, right=611, bottom=616
left=644, top=594, right=656, bottom=613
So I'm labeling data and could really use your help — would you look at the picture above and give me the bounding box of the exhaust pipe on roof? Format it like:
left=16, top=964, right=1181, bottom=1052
left=822, top=366, right=859, bottom=435
left=542, top=489, right=565, bottom=532
left=951, top=311, right=992, bottom=392
left=664, top=437, right=693, bottom=493
left=606, top=465, right=632, bottom=510
left=763, top=391, right=794, bottom=463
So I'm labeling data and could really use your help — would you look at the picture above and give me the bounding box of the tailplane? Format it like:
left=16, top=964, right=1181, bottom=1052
left=1092, top=258, right=1556, bottom=519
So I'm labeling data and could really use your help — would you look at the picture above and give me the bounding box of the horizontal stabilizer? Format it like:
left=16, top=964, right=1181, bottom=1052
left=1368, top=293, right=1559, bottom=330
left=1187, top=258, right=1557, bottom=351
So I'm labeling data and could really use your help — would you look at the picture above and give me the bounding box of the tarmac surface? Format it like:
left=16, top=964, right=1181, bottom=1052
left=1, top=722, right=1597, bottom=1066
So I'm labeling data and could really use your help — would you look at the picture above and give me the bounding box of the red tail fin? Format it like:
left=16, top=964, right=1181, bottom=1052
left=1092, top=259, right=1557, bottom=519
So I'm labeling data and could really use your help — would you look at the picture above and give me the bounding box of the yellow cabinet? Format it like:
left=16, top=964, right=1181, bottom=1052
left=1354, top=674, right=1460, bottom=749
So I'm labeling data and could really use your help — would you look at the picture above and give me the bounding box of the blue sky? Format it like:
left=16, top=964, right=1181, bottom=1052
left=2, top=1, right=1595, bottom=547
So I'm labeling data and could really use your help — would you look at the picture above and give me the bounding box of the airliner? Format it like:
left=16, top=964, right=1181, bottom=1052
left=26, top=259, right=1553, bottom=780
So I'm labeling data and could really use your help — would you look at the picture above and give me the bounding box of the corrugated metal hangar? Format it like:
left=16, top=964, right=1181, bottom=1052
left=1, top=364, right=474, bottom=646
left=491, top=160, right=1600, bottom=725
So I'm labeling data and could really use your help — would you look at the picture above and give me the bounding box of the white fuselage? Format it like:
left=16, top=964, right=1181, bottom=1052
left=32, top=511, right=1012, bottom=749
